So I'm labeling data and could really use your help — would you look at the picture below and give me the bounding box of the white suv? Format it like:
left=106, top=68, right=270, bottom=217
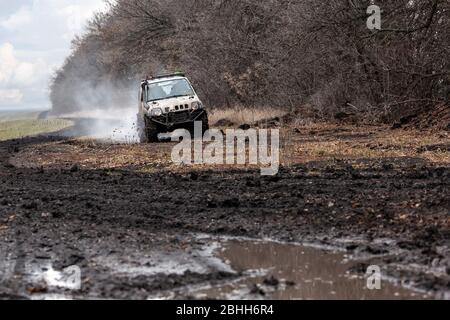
left=138, top=73, right=209, bottom=142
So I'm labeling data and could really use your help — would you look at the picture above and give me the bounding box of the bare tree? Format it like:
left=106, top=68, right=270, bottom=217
left=50, top=0, right=449, bottom=126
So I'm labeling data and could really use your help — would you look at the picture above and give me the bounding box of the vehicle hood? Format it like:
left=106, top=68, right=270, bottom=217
left=148, top=96, right=198, bottom=113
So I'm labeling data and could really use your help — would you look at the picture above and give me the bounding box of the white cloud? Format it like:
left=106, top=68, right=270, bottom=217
left=0, top=0, right=108, bottom=110
left=0, top=89, right=23, bottom=105
left=13, top=61, right=36, bottom=85
left=0, top=43, right=16, bottom=83
left=0, top=42, right=47, bottom=85
left=0, top=42, right=50, bottom=106
left=0, top=6, right=32, bottom=30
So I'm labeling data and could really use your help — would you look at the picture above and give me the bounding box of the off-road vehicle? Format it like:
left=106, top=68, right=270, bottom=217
left=137, top=73, right=209, bottom=142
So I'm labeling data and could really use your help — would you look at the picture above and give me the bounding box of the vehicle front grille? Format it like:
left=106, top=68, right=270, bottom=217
left=168, top=110, right=190, bottom=123
left=174, top=104, right=189, bottom=111
left=151, top=109, right=203, bottom=126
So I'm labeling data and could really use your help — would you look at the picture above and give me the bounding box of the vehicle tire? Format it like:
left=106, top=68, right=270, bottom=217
left=189, top=112, right=209, bottom=137
left=144, top=117, right=160, bottom=143
left=200, top=111, right=209, bottom=134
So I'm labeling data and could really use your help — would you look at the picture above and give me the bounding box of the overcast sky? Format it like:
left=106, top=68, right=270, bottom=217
left=0, top=0, right=107, bottom=111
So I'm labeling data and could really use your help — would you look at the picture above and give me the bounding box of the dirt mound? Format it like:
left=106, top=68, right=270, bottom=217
left=397, top=104, right=450, bottom=131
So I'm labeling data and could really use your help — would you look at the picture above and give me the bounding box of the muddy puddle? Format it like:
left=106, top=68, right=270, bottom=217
left=21, top=236, right=432, bottom=300
left=150, top=237, right=430, bottom=300
left=198, top=239, right=429, bottom=300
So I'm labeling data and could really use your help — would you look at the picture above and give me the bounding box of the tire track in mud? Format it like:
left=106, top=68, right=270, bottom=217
left=0, top=135, right=449, bottom=299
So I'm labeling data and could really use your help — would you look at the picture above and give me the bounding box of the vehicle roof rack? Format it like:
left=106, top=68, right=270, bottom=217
left=143, top=72, right=185, bottom=82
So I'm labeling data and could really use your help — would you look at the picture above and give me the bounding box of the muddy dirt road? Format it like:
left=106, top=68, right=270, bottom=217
left=0, top=120, right=449, bottom=299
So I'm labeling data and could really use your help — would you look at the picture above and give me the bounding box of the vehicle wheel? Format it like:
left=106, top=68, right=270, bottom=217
left=189, top=112, right=209, bottom=137
left=144, top=117, right=160, bottom=143
left=201, top=111, right=209, bottom=134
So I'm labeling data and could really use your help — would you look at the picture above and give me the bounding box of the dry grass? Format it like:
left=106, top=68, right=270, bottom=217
left=9, top=119, right=450, bottom=173
left=281, top=123, right=450, bottom=165
left=209, top=107, right=287, bottom=126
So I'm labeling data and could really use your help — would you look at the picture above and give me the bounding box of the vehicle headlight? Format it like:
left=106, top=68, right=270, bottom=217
left=151, top=108, right=163, bottom=116
left=192, top=102, right=203, bottom=110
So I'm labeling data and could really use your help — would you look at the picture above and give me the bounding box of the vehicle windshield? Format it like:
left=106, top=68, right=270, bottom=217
left=146, top=79, right=194, bottom=102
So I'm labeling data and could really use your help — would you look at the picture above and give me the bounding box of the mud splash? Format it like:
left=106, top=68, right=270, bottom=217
left=53, top=109, right=140, bottom=143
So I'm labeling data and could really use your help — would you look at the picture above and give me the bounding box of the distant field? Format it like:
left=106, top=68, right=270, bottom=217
left=0, top=110, right=43, bottom=122
left=0, top=119, right=73, bottom=141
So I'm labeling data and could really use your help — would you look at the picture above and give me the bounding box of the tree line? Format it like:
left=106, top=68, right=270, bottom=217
left=50, top=0, right=449, bottom=124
